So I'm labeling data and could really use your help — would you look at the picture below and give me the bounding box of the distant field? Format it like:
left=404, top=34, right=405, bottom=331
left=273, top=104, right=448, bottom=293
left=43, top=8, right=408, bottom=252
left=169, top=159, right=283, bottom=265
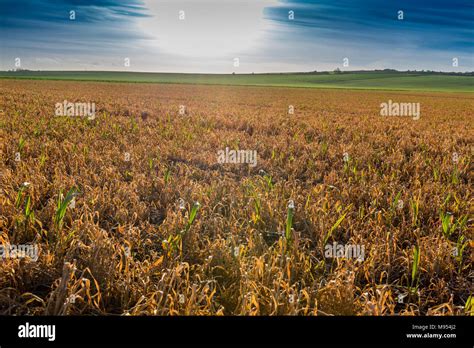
left=0, top=70, right=473, bottom=92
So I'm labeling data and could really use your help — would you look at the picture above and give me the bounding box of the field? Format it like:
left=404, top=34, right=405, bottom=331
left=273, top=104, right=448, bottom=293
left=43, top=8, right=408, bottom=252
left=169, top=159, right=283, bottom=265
left=1, top=71, right=473, bottom=92
left=0, top=79, right=473, bottom=315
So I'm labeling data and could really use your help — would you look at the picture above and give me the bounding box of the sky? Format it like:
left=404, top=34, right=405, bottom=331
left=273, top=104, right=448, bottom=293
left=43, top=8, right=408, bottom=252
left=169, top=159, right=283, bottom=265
left=0, top=0, right=473, bottom=73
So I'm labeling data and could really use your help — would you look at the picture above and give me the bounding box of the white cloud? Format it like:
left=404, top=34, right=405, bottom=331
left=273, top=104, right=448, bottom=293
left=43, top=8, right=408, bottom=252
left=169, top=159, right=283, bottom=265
left=137, top=0, right=278, bottom=58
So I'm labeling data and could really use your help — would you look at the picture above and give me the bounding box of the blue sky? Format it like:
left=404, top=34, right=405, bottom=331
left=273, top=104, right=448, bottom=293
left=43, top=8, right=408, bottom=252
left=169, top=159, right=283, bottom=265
left=0, top=0, right=473, bottom=72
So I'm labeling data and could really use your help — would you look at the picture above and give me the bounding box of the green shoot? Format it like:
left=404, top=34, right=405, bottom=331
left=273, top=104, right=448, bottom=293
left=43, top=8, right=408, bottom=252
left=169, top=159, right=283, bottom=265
left=410, top=245, right=421, bottom=292
left=253, top=195, right=261, bottom=224
left=320, top=141, right=328, bottom=156
left=465, top=295, right=473, bottom=316
left=440, top=212, right=454, bottom=238
left=55, top=187, right=78, bottom=230
left=323, top=205, right=351, bottom=246
left=18, top=136, right=26, bottom=152
left=455, top=235, right=468, bottom=273
left=264, top=174, right=273, bottom=190
left=285, top=200, right=294, bottom=243
left=410, top=198, right=419, bottom=227
left=164, top=167, right=171, bottom=184
left=182, top=201, right=200, bottom=236
left=451, top=168, right=459, bottom=184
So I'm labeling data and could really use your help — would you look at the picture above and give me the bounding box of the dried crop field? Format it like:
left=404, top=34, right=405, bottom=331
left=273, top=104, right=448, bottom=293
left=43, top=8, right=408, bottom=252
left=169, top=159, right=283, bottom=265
left=0, top=79, right=472, bottom=315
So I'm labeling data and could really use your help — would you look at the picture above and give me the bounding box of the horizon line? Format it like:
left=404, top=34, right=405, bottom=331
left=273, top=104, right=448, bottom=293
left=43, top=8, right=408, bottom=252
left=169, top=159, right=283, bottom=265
left=3, top=69, right=474, bottom=75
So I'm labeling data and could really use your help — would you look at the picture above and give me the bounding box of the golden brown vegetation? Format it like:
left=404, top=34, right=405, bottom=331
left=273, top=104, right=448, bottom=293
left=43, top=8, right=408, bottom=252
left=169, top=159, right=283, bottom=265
left=0, top=79, right=472, bottom=315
